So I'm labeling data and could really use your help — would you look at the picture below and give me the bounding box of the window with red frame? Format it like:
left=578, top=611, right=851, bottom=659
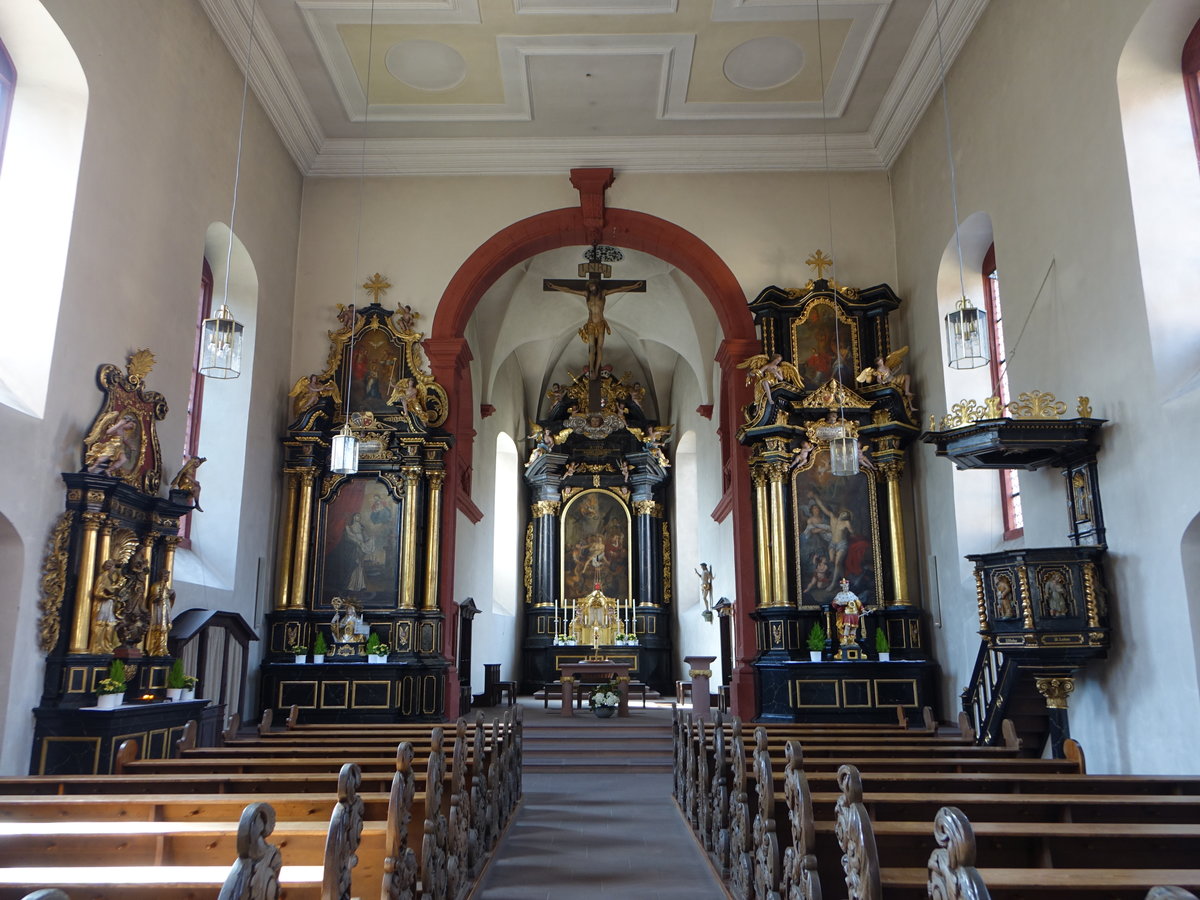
left=0, top=40, right=15, bottom=175
left=179, top=259, right=214, bottom=547
left=983, top=244, right=1023, bottom=539
left=1184, top=18, right=1200, bottom=169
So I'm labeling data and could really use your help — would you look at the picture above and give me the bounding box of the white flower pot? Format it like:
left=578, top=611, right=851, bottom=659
left=96, top=693, right=121, bottom=709
left=294, top=654, right=307, bottom=664
left=313, top=654, right=325, bottom=664
left=166, top=688, right=183, bottom=701
left=181, top=688, right=195, bottom=701
left=368, top=654, right=387, bottom=664
left=809, top=650, right=823, bottom=662
left=878, top=652, right=891, bottom=662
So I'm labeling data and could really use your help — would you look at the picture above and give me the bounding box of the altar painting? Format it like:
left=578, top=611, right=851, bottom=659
left=560, top=489, right=631, bottom=602
left=791, top=451, right=880, bottom=608
left=789, top=300, right=859, bottom=389
left=347, top=330, right=402, bottom=415
left=317, top=476, right=401, bottom=609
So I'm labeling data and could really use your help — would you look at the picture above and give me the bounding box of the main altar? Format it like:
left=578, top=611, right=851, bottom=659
left=520, top=367, right=674, bottom=695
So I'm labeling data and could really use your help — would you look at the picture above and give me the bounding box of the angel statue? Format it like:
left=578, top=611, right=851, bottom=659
left=737, top=353, right=804, bottom=408
left=170, top=456, right=206, bottom=512
left=393, top=304, right=421, bottom=334
left=628, top=424, right=673, bottom=467
left=525, top=420, right=571, bottom=466
left=288, top=373, right=341, bottom=418
left=387, top=378, right=430, bottom=430
left=83, top=410, right=140, bottom=475
left=857, top=346, right=916, bottom=408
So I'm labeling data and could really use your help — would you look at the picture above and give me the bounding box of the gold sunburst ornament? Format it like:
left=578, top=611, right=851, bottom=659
left=126, top=349, right=156, bottom=384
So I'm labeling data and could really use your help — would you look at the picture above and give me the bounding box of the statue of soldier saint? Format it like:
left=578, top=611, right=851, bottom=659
left=544, top=263, right=645, bottom=383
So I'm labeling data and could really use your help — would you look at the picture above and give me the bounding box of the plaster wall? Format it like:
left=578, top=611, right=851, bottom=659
left=891, top=0, right=1200, bottom=773
left=0, top=0, right=302, bottom=772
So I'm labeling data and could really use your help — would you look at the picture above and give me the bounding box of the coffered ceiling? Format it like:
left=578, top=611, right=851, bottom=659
left=199, top=0, right=987, bottom=175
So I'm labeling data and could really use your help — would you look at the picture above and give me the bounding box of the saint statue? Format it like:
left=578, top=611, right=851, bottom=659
left=832, top=578, right=865, bottom=647
left=89, top=559, right=124, bottom=654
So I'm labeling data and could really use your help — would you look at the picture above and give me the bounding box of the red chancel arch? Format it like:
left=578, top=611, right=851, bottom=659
left=426, top=172, right=760, bottom=718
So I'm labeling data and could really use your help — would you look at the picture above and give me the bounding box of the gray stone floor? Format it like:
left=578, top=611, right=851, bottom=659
left=474, top=771, right=728, bottom=900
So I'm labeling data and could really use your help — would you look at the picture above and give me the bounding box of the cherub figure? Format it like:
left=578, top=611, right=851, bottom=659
left=629, top=424, right=673, bottom=467
left=288, top=373, right=341, bottom=418
left=790, top=440, right=815, bottom=471
left=546, top=383, right=565, bottom=407
left=737, top=353, right=804, bottom=407
left=393, top=304, right=421, bottom=334
left=857, top=442, right=876, bottom=473
left=857, top=346, right=916, bottom=407
left=335, top=303, right=357, bottom=330
left=170, top=456, right=206, bottom=511
left=525, top=420, right=570, bottom=466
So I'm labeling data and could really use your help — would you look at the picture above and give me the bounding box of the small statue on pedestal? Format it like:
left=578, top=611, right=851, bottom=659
left=170, top=456, right=206, bottom=512
left=832, top=578, right=865, bottom=648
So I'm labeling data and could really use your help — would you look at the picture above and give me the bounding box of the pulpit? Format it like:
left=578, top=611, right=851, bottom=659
left=559, top=660, right=631, bottom=718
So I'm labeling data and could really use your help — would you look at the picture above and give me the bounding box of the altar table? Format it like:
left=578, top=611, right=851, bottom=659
left=558, top=660, right=631, bottom=718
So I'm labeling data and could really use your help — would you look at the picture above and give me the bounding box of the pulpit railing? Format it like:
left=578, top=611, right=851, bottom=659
left=960, top=641, right=1017, bottom=746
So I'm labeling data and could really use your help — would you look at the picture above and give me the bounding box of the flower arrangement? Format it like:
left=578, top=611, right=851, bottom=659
left=288, top=643, right=308, bottom=655
left=97, top=658, right=127, bottom=695
left=365, top=632, right=390, bottom=661
left=589, top=679, right=620, bottom=709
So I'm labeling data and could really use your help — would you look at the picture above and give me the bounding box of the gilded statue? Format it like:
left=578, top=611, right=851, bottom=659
left=83, top=410, right=140, bottom=475
left=386, top=378, right=430, bottom=430
left=170, top=456, right=206, bottom=511
left=737, top=353, right=804, bottom=407
left=543, top=273, right=646, bottom=379
left=524, top=420, right=571, bottom=466
left=145, top=576, right=175, bottom=657
left=115, top=554, right=151, bottom=650
left=856, top=346, right=916, bottom=408
left=89, top=559, right=125, bottom=654
left=288, top=373, right=341, bottom=418
left=331, top=597, right=365, bottom=645
left=627, top=424, right=672, bottom=468
left=832, top=578, right=865, bottom=646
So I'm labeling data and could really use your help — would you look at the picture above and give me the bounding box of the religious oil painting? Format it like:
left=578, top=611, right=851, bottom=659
left=560, top=489, right=632, bottom=602
left=791, top=450, right=880, bottom=608
left=789, top=300, right=859, bottom=389
left=317, top=476, right=402, bottom=609
left=346, top=329, right=403, bottom=415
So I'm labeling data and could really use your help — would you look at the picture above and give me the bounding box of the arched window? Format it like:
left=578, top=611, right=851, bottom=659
left=982, top=244, right=1023, bottom=539
left=1184, top=17, right=1200, bottom=168
left=0, top=39, right=14, bottom=173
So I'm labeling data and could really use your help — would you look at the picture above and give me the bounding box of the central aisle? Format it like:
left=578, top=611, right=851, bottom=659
left=474, top=702, right=727, bottom=899
left=474, top=771, right=727, bottom=900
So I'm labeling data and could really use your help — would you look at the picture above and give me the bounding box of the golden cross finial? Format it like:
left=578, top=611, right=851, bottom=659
left=362, top=273, right=391, bottom=304
left=805, top=250, right=834, bottom=280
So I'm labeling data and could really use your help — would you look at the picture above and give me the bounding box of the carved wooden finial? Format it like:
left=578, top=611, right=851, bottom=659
left=362, top=273, right=391, bottom=304
left=805, top=250, right=834, bottom=280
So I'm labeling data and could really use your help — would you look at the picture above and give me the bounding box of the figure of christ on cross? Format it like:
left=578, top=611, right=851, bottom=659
left=543, top=271, right=645, bottom=381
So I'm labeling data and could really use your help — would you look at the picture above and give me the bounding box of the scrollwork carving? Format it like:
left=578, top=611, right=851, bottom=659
left=37, top=511, right=74, bottom=653
left=217, top=801, right=282, bottom=900
left=834, top=765, right=880, bottom=900
left=927, top=806, right=990, bottom=900
left=1008, top=390, right=1067, bottom=420
left=780, top=741, right=820, bottom=900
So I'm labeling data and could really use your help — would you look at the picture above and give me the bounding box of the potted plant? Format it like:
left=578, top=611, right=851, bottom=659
left=289, top=643, right=308, bottom=664
left=96, top=659, right=127, bottom=709
left=180, top=674, right=199, bottom=701
left=166, top=659, right=187, bottom=700
left=875, top=627, right=891, bottom=662
left=365, top=632, right=390, bottom=663
left=588, top=679, right=620, bottom=718
left=806, top=623, right=826, bottom=662
left=312, top=632, right=328, bottom=664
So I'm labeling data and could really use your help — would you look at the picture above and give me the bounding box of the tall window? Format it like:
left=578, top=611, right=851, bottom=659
left=1184, top=18, right=1200, bottom=169
left=0, top=40, right=14, bottom=175
left=179, top=259, right=214, bottom=547
left=983, top=244, right=1023, bottom=539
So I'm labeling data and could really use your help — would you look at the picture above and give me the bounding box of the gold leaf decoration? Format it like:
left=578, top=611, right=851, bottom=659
left=1008, top=390, right=1066, bottom=420
left=126, top=349, right=156, bottom=384
left=38, top=511, right=74, bottom=652
left=1077, top=396, right=1092, bottom=417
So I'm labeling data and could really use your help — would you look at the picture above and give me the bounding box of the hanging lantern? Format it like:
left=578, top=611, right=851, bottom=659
left=945, top=298, right=989, bottom=370
left=829, top=433, right=860, bottom=477
left=199, top=303, right=244, bottom=379
left=330, top=422, right=359, bottom=475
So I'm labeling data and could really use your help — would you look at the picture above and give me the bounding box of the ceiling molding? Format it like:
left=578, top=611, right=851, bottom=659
left=202, top=0, right=985, bottom=175
left=514, top=0, right=679, bottom=13
left=306, top=133, right=882, bottom=176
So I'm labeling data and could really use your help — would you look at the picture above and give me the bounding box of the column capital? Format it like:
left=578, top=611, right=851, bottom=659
left=1035, top=676, right=1075, bottom=709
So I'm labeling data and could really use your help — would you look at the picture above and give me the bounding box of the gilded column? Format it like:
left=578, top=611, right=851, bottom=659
left=766, top=462, right=790, bottom=607
left=878, top=455, right=912, bottom=607
left=423, top=471, right=445, bottom=610
left=751, top=465, right=772, bottom=607
left=289, top=467, right=318, bottom=610
left=400, top=467, right=421, bottom=609
left=161, top=535, right=181, bottom=590
left=274, top=470, right=299, bottom=610
left=69, top=512, right=104, bottom=654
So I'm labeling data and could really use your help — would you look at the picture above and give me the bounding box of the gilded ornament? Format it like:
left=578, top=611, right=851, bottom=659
left=37, top=511, right=74, bottom=653
left=804, top=250, right=834, bottom=280
left=531, top=500, right=561, bottom=518
left=363, top=273, right=392, bottom=303
left=1034, top=676, right=1075, bottom=710
left=1008, top=390, right=1067, bottom=420
left=524, top=523, right=533, bottom=605
left=737, top=353, right=805, bottom=420
left=662, top=521, right=672, bottom=603
left=688, top=669, right=713, bottom=679
left=939, top=398, right=988, bottom=430
left=1082, top=562, right=1100, bottom=628
left=1018, top=566, right=1035, bottom=630
left=1077, top=396, right=1092, bottom=417
left=973, top=570, right=988, bottom=634
left=633, top=500, right=663, bottom=517
left=126, top=349, right=156, bottom=384
left=799, top=379, right=872, bottom=411
left=984, top=395, right=1003, bottom=419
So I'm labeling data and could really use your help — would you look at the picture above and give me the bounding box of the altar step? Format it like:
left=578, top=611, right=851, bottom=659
left=522, top=720, right=674, bottom=773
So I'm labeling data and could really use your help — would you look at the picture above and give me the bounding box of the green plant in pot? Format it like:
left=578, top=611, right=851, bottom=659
left=365, top=632, right=389, bottom=662
left=96, top=658, right=127, bottom=708
left=806, top=623, right=826, bottom=661
left=288, top=643, right=308, bottom=663
left=166, top=659, right=187, bottom=700
left=313, top=631, right=328, bottom=662
left=875, top=627, right=891, bottom=661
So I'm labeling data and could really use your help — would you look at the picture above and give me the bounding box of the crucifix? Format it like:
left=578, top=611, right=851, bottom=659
left=544, top=264, right=645, bottom=404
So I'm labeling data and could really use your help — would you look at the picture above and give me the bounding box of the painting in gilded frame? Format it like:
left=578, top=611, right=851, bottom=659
left=316, top=476, right=402, bottom=609
left=560, top=489, right=632, bottom=602
left=345, top=329, right=403, bottom=416
left=789, top=299, right=860, bottom=389
left=791, top=449, right=881, bottom=608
